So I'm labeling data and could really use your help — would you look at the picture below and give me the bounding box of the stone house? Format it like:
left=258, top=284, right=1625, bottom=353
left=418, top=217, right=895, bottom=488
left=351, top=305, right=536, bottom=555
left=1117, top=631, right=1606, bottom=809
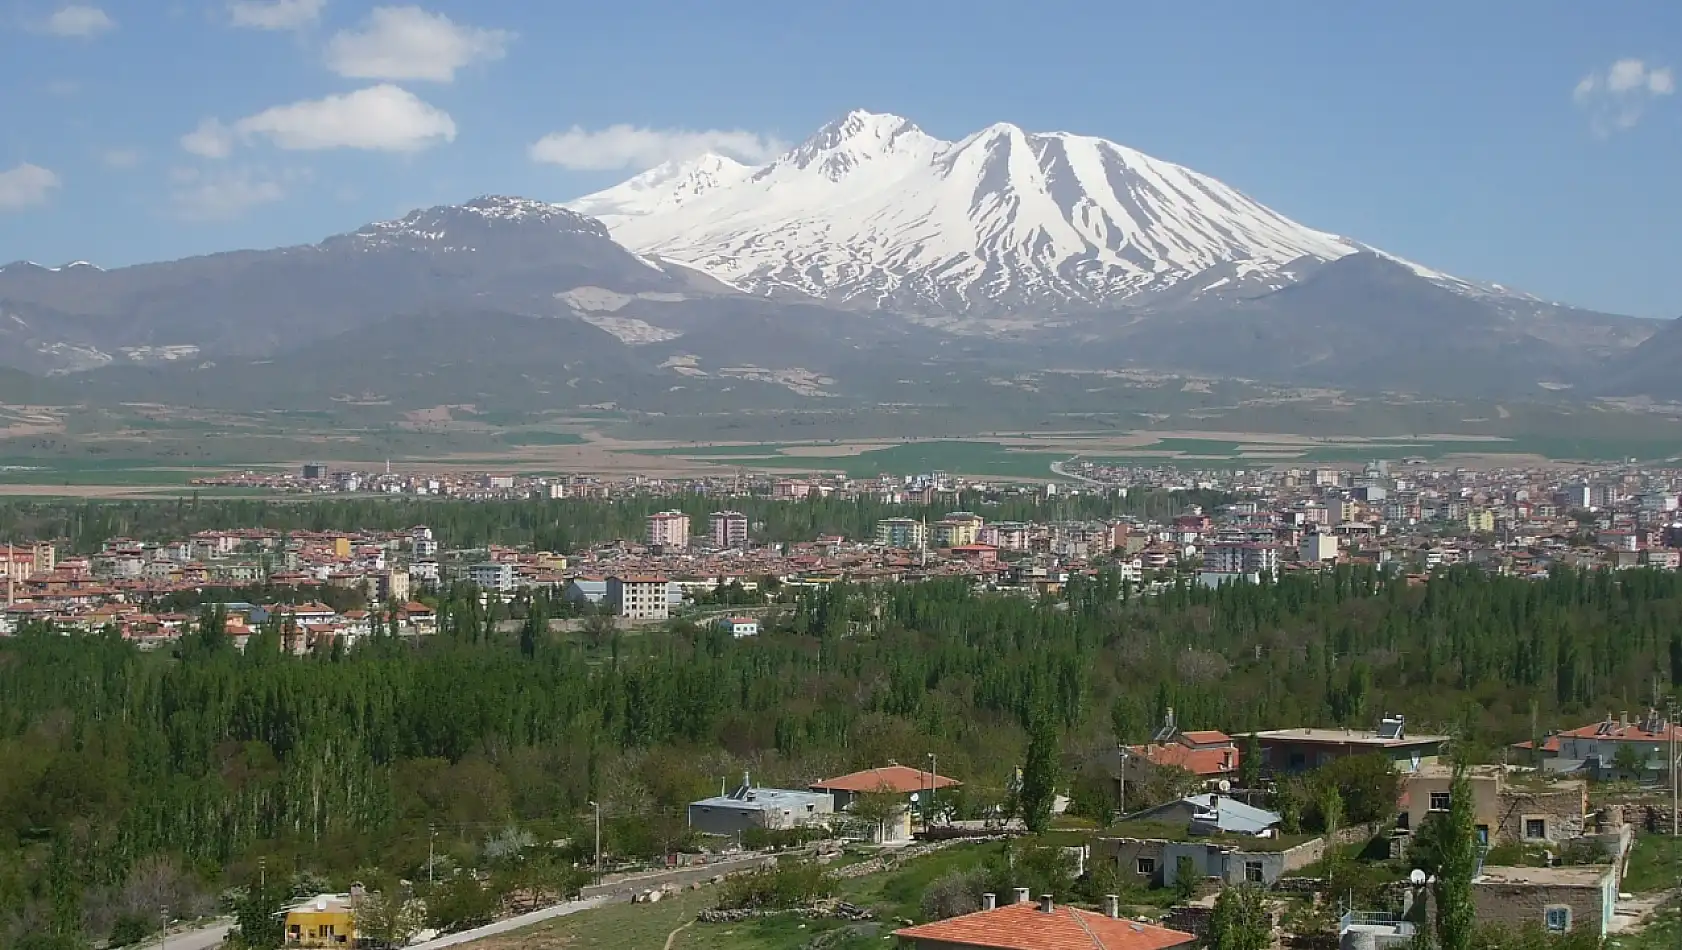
left=1400, top=766, right=1587, bottom=846
left=1470, top=865, right=1618, bottom=938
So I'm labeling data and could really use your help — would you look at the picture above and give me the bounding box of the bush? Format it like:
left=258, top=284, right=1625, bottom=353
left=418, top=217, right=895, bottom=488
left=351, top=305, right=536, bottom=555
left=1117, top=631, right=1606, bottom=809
left=108, top=913, right=153, bottom=948
left=717, top=860, right=834, bottom=911
left=742, top=826, right=828, bottom=851
left=920, top=868, right=988, bottom=921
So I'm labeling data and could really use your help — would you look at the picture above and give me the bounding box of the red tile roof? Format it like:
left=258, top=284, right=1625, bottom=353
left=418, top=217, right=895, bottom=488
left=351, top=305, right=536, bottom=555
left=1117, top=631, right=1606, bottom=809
left=894, top=901, right=1196, bottom=950
left=1556, top=720, right=1682, bottom=742
left=810, top=765, right=961, bottom=795
left=1128, top=742, right=1238, bottom=777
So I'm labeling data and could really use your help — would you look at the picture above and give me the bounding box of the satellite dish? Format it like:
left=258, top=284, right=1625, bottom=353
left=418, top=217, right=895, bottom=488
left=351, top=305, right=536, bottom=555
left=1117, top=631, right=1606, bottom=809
left=1410, top=869, right=1428, bottom=886
left=1217, top=780, right=1232, bottom=793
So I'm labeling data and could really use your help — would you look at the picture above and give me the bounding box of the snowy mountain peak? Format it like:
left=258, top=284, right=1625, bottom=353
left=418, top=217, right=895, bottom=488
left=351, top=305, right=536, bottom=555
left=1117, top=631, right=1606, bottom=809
left=332, top=196, right=611, bottom=254
left=781, top=109, right=941, bottom=181
left=564, top=112, right=1498, bottom=317
left=568, top=154, right=753, bottom=226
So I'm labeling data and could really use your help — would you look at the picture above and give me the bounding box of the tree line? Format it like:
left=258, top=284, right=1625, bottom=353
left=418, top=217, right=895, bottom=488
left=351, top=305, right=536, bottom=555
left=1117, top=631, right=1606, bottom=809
left=3, top=563, right=1678, bottom=947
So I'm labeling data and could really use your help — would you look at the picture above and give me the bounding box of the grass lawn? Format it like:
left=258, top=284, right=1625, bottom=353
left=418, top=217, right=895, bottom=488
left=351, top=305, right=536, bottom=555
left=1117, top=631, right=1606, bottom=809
left=467, top=886, right=716, bottom=950
left=1623, top=834, right=1682, bottom=894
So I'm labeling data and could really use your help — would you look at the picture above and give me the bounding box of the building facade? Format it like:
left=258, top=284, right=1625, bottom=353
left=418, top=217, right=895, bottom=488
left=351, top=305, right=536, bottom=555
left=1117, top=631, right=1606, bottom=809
left=709, top=511, right=750, bottom=548
left=608, top=575, right=670, bottom=620
left=645, top=510, right=690, bottom=551
left=875, top=518, right=927, bottom=549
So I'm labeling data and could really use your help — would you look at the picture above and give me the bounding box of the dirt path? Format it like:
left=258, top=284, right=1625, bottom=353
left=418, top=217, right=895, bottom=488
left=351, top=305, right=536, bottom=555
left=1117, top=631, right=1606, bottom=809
left=661, top=919, right=693, bottom=950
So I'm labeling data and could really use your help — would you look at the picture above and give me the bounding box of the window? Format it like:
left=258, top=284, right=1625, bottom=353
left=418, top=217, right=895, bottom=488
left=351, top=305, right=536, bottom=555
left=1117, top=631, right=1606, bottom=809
left=1545, top=907, right=1571, bottom=932
left=1525, top=818, right=1547, bottom=840
left=1245, top=861, right=1265, bottom=883
left=1429, top=791, right=1451, bottom=811
left=1137, top=857, right=1157, bottom=875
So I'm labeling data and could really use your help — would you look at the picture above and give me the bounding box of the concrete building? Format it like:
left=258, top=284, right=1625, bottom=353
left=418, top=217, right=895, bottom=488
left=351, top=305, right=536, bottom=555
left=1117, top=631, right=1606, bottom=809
left=717, top=616, right=759, bottom=638
left=708, top=510, right=749, bottom=548
left=283, top=893, right=355, bottom=947
left=1299, top=532, right=1339, bottom=563
left=1202, top=543, right=1280, bottom=576
left=875, top=517, right=927, bottom=549
left=468, top=562, right=515, bottom=592
left=932, top=512, right=984, bottom=548
left=1245, top=716, right=1449, bottom=774
left=646, top=510, right=690, bottom=551
left=1546, top=710, right=1682, bottom=778
left=1095, top=831, right=1325, bottom=888
left=607, top=575, right=669, bottom=620
left=687, top=777, right=834, bottom=837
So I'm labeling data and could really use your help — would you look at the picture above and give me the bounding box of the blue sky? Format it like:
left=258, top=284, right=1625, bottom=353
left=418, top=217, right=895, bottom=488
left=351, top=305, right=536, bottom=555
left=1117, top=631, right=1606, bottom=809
left=1, top=0, right=1678, bottom=316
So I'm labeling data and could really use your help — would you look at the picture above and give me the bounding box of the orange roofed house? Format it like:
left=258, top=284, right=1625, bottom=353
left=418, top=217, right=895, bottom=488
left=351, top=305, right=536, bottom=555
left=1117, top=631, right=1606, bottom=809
left=811, top=765, right=962, bottom=843
left=895, top=892, right=1196, bottom=950
left=1124, top=709, right=1241, bottom=787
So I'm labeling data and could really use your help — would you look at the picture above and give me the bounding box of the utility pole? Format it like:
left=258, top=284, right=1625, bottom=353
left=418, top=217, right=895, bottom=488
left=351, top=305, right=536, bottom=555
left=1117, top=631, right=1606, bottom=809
left=588, top=800, right=602, bottom=883
left=428, top=823, right=436, bottom=886
left=159, top=906, right=168, bottom=950
left=928, top=752, right=938, bottom=825
left=259, top=855, right=266, bottom=894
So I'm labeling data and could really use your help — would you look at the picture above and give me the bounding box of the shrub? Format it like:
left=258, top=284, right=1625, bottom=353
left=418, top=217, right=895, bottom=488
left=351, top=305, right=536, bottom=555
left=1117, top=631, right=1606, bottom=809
left=717, top=860, right=834, bottom=911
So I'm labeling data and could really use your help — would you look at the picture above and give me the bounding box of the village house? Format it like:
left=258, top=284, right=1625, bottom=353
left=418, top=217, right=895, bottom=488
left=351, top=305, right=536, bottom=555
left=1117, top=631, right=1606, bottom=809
left=894, top=892, right=1196, bottom=950
left=1399, top=765, right=1588, bottom=846
left=686, top=774, right=834, bottom=838
left=1245, top=715, right=1449, bottom=774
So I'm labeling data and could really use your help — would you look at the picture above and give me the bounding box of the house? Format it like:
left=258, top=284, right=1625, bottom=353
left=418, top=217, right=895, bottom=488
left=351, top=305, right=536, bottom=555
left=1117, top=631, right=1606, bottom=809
left=1124, top=793, right=1281, bottom=836
left=1094, top=825, right=1325, bottom=889
left=469, top=562, right=516, bottom=592
left=810, top=765, right=961, bottom=841
left=607, top=575, right=669, bottom=620
left=717, top=616, right=759, bottom=638
left=1471, top=865, right=1618, bottom=938
left=1546, top=710, right=1682, bottom=778
left=1124, top=709, right=1240, bottom=782
left=284, top=894, right=355, bottom=947
left=1400, top=766, right=1588, bottom=845
left=1245, top=715, right=1449, bottom=774
left=894, top=892, right=1196, bottom=950
left=687, top=776, right=834, bottom=837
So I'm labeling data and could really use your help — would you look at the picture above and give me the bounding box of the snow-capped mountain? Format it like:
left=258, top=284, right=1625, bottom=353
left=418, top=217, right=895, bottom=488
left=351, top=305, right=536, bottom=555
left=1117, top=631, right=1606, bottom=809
left=567, top=109, right=1443, bottom=316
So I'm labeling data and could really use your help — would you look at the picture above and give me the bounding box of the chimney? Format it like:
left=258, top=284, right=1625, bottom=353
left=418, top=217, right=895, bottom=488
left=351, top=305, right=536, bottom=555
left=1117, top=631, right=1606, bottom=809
left=1105, top=895, right=1121, bottom=919
left=1038, top=895, right=1054, bottom=914
left=1014, top=888, right=1031, bottom=905
left=982, top=893, right=997, bottom=911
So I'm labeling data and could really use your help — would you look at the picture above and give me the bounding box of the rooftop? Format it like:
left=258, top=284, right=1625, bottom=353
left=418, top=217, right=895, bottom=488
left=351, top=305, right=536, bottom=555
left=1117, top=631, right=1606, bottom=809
left=1247, top=727, right=1450, bottom=748
left=691, top=784, right=832, bottom=813
left=893, top=900, right=1195, bottom=950
left=1476, top=865, right=1613, bottom=887
left=811, top=765, right=962, bottom=794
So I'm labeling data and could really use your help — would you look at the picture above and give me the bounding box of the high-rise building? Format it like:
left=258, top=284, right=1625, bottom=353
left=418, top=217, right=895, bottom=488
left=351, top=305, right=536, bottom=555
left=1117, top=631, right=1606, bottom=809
left=646, top=511, right=691, bottom=550
left=875, top=517, right=927, bottom=549
left=709, top=511, right=750, bottom=548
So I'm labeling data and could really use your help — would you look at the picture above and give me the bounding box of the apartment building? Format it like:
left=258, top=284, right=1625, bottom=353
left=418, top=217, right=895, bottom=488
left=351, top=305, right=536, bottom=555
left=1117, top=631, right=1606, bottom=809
left=646, top=511, right=690, bottom=551
left=608, top=575, right=670, bottom=620
left=709, top=511, right=749, bottom=548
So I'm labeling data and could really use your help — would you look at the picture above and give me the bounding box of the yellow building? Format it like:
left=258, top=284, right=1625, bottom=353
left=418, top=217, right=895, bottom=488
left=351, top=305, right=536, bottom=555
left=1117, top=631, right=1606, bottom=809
left=285, top=894, right=356, bottom=948
left=332, top=537, right=352, bottom=558
left=536, top=551, right=569, bottom=571
left=932, top=512, right=983, bottom=549
left=1467, top=509, right=1496, bottom=533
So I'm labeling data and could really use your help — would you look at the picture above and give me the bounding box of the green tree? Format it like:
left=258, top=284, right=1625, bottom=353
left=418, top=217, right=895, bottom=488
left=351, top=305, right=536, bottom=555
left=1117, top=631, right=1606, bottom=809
left=847, top=785, right=906, bottom=842
left=231, top=877, right=287, bottom=950
left=1209, top=884, right=1270, bottom=950
left=1433, top=766, right=1479, bottom=950
left=1238, top=734, right=1261, bottom=790
left=1019, top=711, right=1059, bottom=834
left=1173, top=855, right=1199, bottom=902
left=1611, top=742, right=1648, bottom=779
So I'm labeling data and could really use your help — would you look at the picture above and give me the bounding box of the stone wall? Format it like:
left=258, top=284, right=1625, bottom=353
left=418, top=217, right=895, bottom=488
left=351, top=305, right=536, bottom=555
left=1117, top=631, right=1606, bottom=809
left=1494, top=786, right=1588, bottom=844
left=1471, top=879, right=1608, bottom=936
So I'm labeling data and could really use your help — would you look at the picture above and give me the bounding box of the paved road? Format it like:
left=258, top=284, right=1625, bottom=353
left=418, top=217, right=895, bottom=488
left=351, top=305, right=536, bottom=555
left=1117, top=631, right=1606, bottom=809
left=133, top=920, right=232, bottom=950
left=1049, top=457, right=1105, bottom=486
left=410, top=895, right=611, bottom=949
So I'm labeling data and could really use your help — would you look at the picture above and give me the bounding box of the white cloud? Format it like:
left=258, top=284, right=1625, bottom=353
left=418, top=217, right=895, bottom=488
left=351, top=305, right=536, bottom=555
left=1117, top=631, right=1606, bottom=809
left=529, top=125, right=787, bottom=170
left=36, top=5, right=115, bottom=36
left=1574, top=58, right=1674, bottom=136
left=325, top=6, right=512, bottom=82
left=228, top=0, right=325, bottom=30
left=170, top=167, right=291, bottom=221
left=101, top=147, right=143, bottom=169
left=0, top=164, right=62, bottom=210
left=234, top=85, right=456, bottom=152
left=181, top=119, right=236, bottom=159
